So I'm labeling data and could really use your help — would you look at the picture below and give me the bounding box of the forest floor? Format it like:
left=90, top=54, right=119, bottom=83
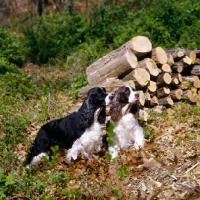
left=11, top=65, right=200, bottom=199
left=19, top=99, right=200, bottom=200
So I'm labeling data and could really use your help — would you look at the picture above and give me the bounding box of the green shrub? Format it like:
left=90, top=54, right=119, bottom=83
left=0, top=28, right=25, bottom=66
left=0, top=57, right=19, bottom=74
left=23, top=11, right=88, bottom=65
left=0, top=72, right=37, bottom=99
left=69, top=73, right=88, bottom=99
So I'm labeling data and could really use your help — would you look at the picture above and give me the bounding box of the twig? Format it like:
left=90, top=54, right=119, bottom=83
left=171, top=175, right=178, bottom=180
left=185, top=161, right=199, bottom=173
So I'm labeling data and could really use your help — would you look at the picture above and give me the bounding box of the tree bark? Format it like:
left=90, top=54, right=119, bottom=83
left=174, top=49, right=196, bottom=64
left=145, top=92, right=151, bottom=106
left=191, top=65, right=200, bottom=76
left=86, top=48, right=138, bottom=85
left=149, top=96, right=159, bottom=107
left=86, top=36, right=152, bottom=85
left=183, top=76, right=200, bottom=88
left=158, top=96, right=173, bottom=106
left=171, top=62, right=183, bottom=73
left=156, top=87, right=170, bottom=99
left=166, top=48, right=185, bottom=61
left=194, top=50, right=200, bottom=58
left=145, top=93, right=166, bottom=108
left=170, top=77, right=179, bottom=86
left=0, top=0, right=8, bottom=27
left=171, top=73, right=182, bottom=83
left=78, top=77, right=124, bottom=97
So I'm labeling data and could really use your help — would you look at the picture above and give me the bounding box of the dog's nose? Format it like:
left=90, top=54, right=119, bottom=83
left=109, top=95, right=114, bottom=101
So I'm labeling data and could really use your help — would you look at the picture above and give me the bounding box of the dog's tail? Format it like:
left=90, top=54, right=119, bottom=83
left=23, top=145, right=50, bottom=166
left=23, top=145, right=37, bottom=166
left=23, top=128, right=51, bottom=166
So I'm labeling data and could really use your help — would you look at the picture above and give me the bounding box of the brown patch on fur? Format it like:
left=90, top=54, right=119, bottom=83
left=109, top=86, right=139, bottom=123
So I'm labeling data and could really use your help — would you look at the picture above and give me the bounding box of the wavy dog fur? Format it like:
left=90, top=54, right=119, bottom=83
left=24, top=87, right=113, bottom=166
left=108, top=86, right=144, bottom=159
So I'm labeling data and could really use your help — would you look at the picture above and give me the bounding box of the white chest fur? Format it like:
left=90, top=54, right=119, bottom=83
left=114, top=113, right=144, bottom=150
left=67, top=109, right=103, bottom=160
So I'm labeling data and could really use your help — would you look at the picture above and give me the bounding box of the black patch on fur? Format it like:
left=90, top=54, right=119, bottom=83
left=24, top=87, right=110, bottom=166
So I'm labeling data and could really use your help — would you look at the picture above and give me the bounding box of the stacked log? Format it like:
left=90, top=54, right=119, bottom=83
left=81, top=36, right=200, bottom=108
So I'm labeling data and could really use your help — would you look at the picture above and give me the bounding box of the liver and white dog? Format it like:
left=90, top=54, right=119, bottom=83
left=108, top=86, right=144, bottom=159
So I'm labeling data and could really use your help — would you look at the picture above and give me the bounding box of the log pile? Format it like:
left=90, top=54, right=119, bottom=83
left=80, top=36, right=200, bottom=108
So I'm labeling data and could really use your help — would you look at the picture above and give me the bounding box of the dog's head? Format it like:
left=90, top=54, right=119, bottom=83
left=80, top=87, right=113, bottom=127
left=87, top=87, right=113, bottom=107
left=113, top=86, right=139, bottom=104
left=109, top=86, right=140, bottom=122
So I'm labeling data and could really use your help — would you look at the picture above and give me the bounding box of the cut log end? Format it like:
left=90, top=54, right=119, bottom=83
left=193, top=76, right=200, bottom=88
left=152, top=47, right=167, bottom=65
left=138, top=91, right=146, bottom=106
left=182, top=90, right=197, bottom=103
left=156, top=73, right=172, bottom=87
left=130, top=36, right=152, bottom=57
left=172, top=62, right=183, bottom=73
left=170, top=89, right=183, bottom=100
left=167, top=54, right=174, bottom=66
left=156, top=87, right=170, bottom=99
left=137, top=58, right=159, bottom=77
left=190, top=50, right=196, bottom=64
left=182, top=56, right=192, bottom=65
left=180, top=81, right=190, bottom=90
left=132, top=68, right=150, bottom=88
left=148, top=80, right=157, bottom=93
left=126, top=49, right=138, bottom=69
left=161, top=64, right=172, bottom=73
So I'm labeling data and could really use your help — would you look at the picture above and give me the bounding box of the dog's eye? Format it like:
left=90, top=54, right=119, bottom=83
left=125, top=87, right=130, bottom=94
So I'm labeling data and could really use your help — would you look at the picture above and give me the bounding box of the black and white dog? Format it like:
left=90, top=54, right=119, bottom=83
left=108, top=86, right=144, bottom=159
left=24, top=87, right=113, bottom=166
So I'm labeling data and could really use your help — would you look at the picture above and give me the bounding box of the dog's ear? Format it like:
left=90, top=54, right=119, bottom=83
left=130, top=104, right=140, bottom=119
left=109, top=100, right=122, bottom=122
left=80, top=109, right=94, bottom=128
left=98, top=106, right=106, bottom=124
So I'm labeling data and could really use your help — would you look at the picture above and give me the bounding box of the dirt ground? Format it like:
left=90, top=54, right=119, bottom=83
left=19, top=100, right=200, bottom=200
